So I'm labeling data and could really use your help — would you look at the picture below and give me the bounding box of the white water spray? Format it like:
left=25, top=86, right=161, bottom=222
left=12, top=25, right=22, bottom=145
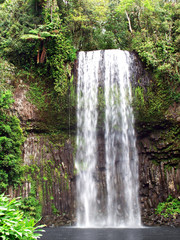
left=75, top=51, right=100, bottom=226
left=75, top=49, right=141, bottom=227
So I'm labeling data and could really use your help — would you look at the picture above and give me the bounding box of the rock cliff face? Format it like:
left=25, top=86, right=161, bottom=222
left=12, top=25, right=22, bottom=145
left=137, top=121, right=180, bottom=225
left=13, top=86, right=40, bottom=124
left=7, top=85, right=76, bottom=226
left=8, top=56, right=180, bottom=227
left=8, top=131, right=76, bottom=226
left=96, top=122, right=180, bottom=226
left=23, top=134, right=75, bottom=226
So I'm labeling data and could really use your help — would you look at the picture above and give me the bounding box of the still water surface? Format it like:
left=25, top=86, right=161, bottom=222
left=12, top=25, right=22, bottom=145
left=40, top=227, right=180, bottom=240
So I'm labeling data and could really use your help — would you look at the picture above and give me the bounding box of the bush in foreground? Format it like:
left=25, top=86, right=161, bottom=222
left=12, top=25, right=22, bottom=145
left=0, top=194, right=44, bottom=240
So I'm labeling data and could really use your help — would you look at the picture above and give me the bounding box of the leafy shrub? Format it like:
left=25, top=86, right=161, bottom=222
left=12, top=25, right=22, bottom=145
left=20, top=195, right=42, bottom=221
left=19, top=183, right=42, bottom=221
left=0, top=194, right=44, bottom=240
left=132, top=84, right=168, bottom=122
left=155, top=195, right=180, bottom=218
left=0, top=90, right=24, bottom=192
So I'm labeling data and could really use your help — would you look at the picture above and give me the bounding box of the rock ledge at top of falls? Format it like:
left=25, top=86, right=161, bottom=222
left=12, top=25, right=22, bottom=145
left=75, top=50, right=151, bottom=90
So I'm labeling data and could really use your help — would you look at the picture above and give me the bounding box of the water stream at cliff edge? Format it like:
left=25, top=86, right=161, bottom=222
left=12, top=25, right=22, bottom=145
left=75, top=49, right=141, bottom=227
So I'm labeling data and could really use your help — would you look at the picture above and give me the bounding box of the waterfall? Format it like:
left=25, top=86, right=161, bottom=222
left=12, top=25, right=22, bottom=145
left=76, top=51, right=100, bottom=226
left=75, top=49, right=141, bottom=227
left=104, top=50, right=141, bottom=227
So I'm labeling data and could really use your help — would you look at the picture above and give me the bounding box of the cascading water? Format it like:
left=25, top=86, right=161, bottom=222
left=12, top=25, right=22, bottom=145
left=75, top=51, right=100, bottom=226
left=75, top=49, right=141, bottom=227
left=104, top=50, right=141, bottom=227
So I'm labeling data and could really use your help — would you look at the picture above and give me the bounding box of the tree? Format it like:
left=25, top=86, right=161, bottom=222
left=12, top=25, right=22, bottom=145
left=64, top=0, right=118, bottom=50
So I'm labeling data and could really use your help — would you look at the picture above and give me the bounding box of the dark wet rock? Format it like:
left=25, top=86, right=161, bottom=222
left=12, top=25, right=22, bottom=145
left=38, top=214, right=75, bottom=227
left=142, top=213, right=180, bottom=227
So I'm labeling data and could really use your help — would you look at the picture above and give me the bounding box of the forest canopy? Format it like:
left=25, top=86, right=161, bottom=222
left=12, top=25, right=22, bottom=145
left=0, top=0, right=179, bottom=122
left=0, top=0, right=179, bottom=123
left=0, top=0, right=179, bottom=136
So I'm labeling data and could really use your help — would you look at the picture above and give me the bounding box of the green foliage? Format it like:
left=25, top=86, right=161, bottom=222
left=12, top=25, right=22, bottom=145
left=133, top=86, right=145, bottom=113
left=155, top=195, right=180, bottom=218
left=69, top=76, right=77, bottom=108
left=65, top=0, right=179, bottom=110
left=24, top=73, right=76, bottom=132
left=0, top=194, right=45, bottom=240
left=0, top=90, right=24, bottom=192
left=133, top=84, right=166, bottom=122
left=105, top=1, right=131, bottom=49
left=0, top=0, right=179, bottom=129
left=0, top=0, right=77, bottom=131
left=0, top=0, right=41, bottom=68
left=0, top=90, right=14, bottom=109
left=64, top=0, right=118, bottom=50
left=131, top=1, right=179, bottom=99
left=0, top=0, right=76, bottom=76
left=20, top=183, right=42, bottom=221
left=119, top=1, right=180, bottom=121
left=20, top=196, right=41, bottom=220
left=51, top=203, right=59, bottom=215
left=45, top=32, right=76, bottom=96
left=26, top=82, right=49, bottom=111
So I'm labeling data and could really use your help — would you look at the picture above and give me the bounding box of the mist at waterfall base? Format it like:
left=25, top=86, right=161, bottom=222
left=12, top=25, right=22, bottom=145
left=75, top=49, right=141, bottom=228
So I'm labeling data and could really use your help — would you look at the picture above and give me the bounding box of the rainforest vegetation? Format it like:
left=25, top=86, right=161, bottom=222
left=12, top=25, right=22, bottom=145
left=0, top=0, right=179, bottom=109
left=0, top=0, right=179, bottom=121
left=0, top=0, right=179, bottom=237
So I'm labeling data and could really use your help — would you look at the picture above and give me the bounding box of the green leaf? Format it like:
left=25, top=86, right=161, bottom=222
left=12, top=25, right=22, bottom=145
left=21, top=34, right=43, bottom=40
